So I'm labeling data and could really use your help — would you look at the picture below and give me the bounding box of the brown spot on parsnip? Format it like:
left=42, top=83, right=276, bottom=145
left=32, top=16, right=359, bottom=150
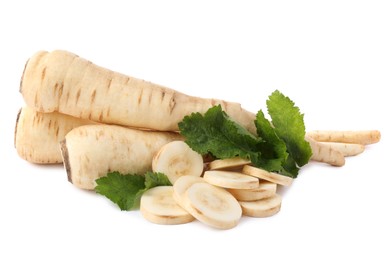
left=75, top=89, right=81, bottom=104
left=91, top=90, right=96, bottom=104
left=138, top=89, right=143, bottom=104
left=58, top=83, right=64, bottom=99
left=55, top=126, right=60, bottom=138
left=41, top=67, right=46, bottom=81
left=60, top=140, right=73, bottom=183
left=107, top=78, right=112, bottom=91
left=169, top=95, right=176, bottom=114
left=99, top=111, right=103, bottom=121
left=65, top=92, right=70, bottom=104
left=48, top=119, right=52, bottom=129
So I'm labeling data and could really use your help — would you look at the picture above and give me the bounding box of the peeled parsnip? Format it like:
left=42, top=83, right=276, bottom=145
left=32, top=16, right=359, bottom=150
left=61, top=125, right=182, bottom=190
left=20, top=50, right=256, bottom=133
left=15, top=107, right=94, bottom=164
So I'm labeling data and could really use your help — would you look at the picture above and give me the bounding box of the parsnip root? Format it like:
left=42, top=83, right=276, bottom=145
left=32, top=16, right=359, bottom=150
left=319, top=142, right=365, bottom=157
left=61, top=125, right=182, bottom=190
left=15, top=107, right=94, bottom=164
left=20, top=50, right=256, bottom=133
left=306, top=130, right=381, bottom=145
left=306, top=136, right=345, bottom=166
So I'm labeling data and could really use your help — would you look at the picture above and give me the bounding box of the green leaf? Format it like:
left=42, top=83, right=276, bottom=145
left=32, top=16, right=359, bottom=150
left=267, top=90, right=312, bottom=168
left=144, top=172, right=172, bottom=189
left=281, top=154, right=299, bottom=178
left=255, top=110, right=288, bottom=172
left=178, top=105, right=263, bottom=165
left=95, top=172, right=145, bottom=211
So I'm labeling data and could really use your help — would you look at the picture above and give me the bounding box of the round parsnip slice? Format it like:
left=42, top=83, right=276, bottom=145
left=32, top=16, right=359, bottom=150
left=227, top=181, right=277, bottom=201
left=140, top=186, right=194, bottom=225
left=242, top=165, right=293, bottom=186
left=172, top=175, right=205, bottom=208
left=203, top=170, right=259, bottom=189
left=153, top=141, right=203, bottom=184
left=208, top=157, right=251, bottom=170
left=239, top=194, right=282, bottom=218
left=184, top=182, right=242, bottom=230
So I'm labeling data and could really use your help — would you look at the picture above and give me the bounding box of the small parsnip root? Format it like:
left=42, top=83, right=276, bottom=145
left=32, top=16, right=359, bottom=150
left=319, top=142, right=365, bottom=157
left=305, top=136, right=345, bottom=166
left=15, top=107, right=94, bottom=164
left=306, top=130, right=381, bottom=145
left=61, top=125, right=182, bottom=190
left=20, top=50, right=256, bottom=133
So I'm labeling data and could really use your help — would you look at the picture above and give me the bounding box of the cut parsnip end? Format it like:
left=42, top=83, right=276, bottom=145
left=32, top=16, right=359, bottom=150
left=227, top=181, right=277, bottom=201
left=319, top=142, right=365, bottom=157
left=172, top=175, right=206, bottom=208
left=152, top=141, right=203, bottom=184
left=208, top=157, right=251, bottom=170
left=239, top=194, right=282, bottom=218
left=203, top=170, right=259, bottom=189
left=242, top=165, right=293, bottom=186
left=140, top=186, right=194, bottom=225
left=184, top=182, right=242, bottom=230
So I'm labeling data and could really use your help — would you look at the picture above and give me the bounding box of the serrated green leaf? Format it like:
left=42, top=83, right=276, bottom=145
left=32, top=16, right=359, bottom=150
left=255, top=110, right=288, bottom=171
left=267, top=90, right=312, bottom=168
left=95, top=172, right=145, bottom=211
left=144, top=172, right=172, bottom=189
left=178, top=105, right=263, bottom=164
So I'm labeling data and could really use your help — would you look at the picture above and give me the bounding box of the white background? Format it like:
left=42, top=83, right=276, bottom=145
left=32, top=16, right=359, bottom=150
left=1, top=1, right=389, bottom=259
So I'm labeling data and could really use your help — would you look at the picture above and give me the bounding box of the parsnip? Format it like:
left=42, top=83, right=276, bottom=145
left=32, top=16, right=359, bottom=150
left=15, top=107, right=94, bottom=164
left=305, top=136, right=345, bottom=166
left=20, top=50, right=256, bottom=133
left=61, top=125, right=182, bottom=190
left=306, top=130, right=381, bottom=145
left=319, top=142, right=365, bottom=157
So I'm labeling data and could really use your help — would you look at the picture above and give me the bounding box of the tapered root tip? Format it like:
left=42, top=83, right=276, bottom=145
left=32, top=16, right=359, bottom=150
left=373, top=130, right=381, bottom=144
left=60, top=139, right=72, bottom=183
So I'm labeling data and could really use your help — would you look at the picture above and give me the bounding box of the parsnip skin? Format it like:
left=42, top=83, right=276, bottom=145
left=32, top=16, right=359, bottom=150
left=306, top=130, right=381, bottom=145
left=306, top=136, right=345, bottom=166
left=61, top=125, right=182, bottom=190
left=319, top=142, right=365, bottom=157
left=15, top=107, right=94, bottom=164
left=20, top=50, right=256, bottom=133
